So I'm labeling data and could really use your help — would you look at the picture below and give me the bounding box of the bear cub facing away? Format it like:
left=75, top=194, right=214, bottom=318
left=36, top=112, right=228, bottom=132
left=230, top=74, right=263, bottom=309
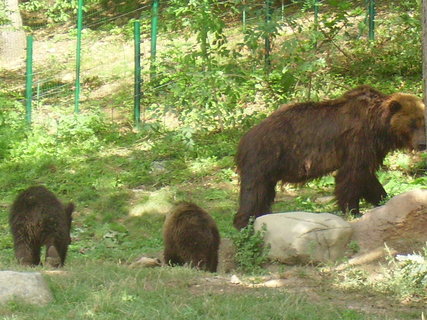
left=9, top=185, right=74, bottom=267
left=163, top=202, right=220, bottom=272
left=234, top=85, right=426, bottom=229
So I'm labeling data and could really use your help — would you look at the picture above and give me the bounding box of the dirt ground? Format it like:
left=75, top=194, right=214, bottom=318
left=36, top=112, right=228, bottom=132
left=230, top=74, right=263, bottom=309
left=134, top=237, right=426, bottom=320
left=186, top=267, right=425, bottom=320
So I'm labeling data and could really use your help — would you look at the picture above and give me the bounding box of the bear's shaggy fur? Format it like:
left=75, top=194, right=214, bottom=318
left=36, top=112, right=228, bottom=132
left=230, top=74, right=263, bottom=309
left=9, top=185, right=74, bottom=267
left=163, top=202, right=220, bottom=272
left=234, top=85, right=426, bottom=229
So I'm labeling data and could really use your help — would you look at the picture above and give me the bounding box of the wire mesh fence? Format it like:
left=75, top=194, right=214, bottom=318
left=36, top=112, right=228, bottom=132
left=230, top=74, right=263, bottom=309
left=1, top=0, right=384, bottom=127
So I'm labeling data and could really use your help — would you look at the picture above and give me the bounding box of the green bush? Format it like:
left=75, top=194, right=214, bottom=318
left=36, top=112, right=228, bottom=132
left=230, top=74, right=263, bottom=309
left=231, top=217, right=270, bottom=274
left=379, top=245, right=427, bottom=301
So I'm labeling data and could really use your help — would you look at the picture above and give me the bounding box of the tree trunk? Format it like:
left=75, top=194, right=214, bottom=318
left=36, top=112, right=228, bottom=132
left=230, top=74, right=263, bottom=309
left=0, top=0, right=26, bottom=67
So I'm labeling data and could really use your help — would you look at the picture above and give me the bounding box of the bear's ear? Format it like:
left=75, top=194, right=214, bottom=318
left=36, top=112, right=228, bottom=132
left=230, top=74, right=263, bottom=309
left=389, top=100, right=402, bottom=114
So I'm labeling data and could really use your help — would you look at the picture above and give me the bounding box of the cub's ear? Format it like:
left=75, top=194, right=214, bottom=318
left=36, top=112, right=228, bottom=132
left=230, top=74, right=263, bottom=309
left=389, top=100, right=402, bottom=114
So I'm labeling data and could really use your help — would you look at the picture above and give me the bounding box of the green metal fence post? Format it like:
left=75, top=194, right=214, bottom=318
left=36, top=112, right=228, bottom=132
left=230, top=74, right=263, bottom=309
left=368, top=0, right=375, bottom=41
left=242, top=0, right=246, bottom=31
left=314, top=0, right=319, bottom=25
left=264, top=0, right=272, bottom=73
left=25, top=35, right=33, bottom=125
left=313, top=0, right=319, bottom=48
left=281, top=0, right=285, bottom=21
left=150, top=0, right=159, bottom=80
left=134, top=21, right=142, bottom=128
left=74, top=0, right=84, bottom=113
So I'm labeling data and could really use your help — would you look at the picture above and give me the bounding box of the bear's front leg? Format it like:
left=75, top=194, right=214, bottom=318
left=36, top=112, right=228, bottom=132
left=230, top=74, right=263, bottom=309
left=334, top=169, right=364, bottom=215
left=234, top=175, right=276, bottom=229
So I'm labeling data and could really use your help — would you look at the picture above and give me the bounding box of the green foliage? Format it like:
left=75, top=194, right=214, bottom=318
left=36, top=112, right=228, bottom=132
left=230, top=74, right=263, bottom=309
left=231, top=217, right=270, bottom=274
left=334, top=244, right=427, bottom=304
left=164, top=0, right=236, bottom=62
left=147, top=47, right=260, bottom=131
left=20, top=0, right=78, bottom=24
left=0, top=99, right=26, bottom=161
left=325, top=1, right=421, bottom=83
left=1, top=1, right=426, bottom=317
left=347, top=240, right=360, bottom=254
left=0, top=0, right=9, bottom=25
left=334, top=267, right=369, bottom=290
left=379, top=245, right=427, bottom=301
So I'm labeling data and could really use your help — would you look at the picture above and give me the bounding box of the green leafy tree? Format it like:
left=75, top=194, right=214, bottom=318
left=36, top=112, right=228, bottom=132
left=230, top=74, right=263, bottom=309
left=164, top=0, right=237, bottom=66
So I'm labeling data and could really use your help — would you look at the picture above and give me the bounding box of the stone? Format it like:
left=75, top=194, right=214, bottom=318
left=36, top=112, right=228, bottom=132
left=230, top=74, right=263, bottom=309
left=315, top=196, right=335, bottom=205
left=261, top=279, right=288, bottom=288
left=350, top=189, right=427, bottom=253
left=0, top=271, right=53, bottom=304
left=230, top=274, right=241, bottom=284
left=254, top=212, right=353, bottom=264
left=130, top=256, right=162, bottom=268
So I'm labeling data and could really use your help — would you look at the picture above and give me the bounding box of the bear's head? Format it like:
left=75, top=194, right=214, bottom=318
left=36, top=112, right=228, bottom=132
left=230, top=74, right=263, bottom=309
left=385, top=93, right=426, bottom=151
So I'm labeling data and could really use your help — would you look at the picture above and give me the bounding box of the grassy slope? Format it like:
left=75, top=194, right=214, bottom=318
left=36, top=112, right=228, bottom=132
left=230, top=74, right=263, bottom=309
left=0, top=1, right=426, bottom=319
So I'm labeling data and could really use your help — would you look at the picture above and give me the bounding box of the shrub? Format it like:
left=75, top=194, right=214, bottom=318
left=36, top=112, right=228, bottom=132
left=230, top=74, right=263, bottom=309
left=231, top=217, right=270, bottom=274
left=378, top=245, right=427, bottom=302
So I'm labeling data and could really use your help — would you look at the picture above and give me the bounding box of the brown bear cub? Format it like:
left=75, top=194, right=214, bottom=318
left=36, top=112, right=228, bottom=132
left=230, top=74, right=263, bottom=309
left=9, top=185, right=74, bottom=267
left=234, top=85, right=426, bottom=229
left=163, top=202, right=220, bottom=272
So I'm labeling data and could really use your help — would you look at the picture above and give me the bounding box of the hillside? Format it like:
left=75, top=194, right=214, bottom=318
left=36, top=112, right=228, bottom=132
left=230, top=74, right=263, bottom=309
left=0, top=1, right=426, bottom=319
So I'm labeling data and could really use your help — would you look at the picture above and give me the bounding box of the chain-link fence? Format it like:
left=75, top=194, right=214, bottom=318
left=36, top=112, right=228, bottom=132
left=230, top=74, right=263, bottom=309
left=2, top=0, right=381, bottom=127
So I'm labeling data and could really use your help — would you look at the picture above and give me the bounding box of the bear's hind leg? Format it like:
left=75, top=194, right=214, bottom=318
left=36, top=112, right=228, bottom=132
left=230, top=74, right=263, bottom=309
left=361, top=175, right=387, bottom=206
left=164, top=250, right=184, bottom=267
left=206, top=251, right=218, bottom=273
left=46, top=245, right=62, bottom=268
left=14, top=241, right=41, bottom=266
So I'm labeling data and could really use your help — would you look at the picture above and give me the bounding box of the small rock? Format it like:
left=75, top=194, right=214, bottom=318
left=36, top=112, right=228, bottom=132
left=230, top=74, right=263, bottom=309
left=151, top=161, right=167, bottom=174
left=131, top=256, right=162, bottom=268
left=262, top=279, right=287, bottom=288
left=230, top=274, right=241, bottom=284
left=315, top=196, right=335, bottom=205
left=0, top=271, right=53, bottom=304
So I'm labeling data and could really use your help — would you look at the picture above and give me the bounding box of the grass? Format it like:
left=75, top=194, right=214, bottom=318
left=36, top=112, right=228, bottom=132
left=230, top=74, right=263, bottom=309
left=0, top=262, right=378, bottom=320
left=0, top=110, right=424, bottom=319
left=0, top=1, right=426, bottom=318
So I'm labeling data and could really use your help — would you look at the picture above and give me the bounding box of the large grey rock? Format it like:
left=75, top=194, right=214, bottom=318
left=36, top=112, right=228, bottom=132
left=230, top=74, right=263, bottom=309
left=351, top=189, right=427, bottom=253
left=0, top=271, right=53, bottom=304
left=254, top=212, right=353, bottom=264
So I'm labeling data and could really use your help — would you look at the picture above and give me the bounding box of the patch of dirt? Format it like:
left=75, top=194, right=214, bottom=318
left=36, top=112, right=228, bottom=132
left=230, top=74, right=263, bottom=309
left=183, top=266, right=425, bottom=319
left=134, top=238, right=426, bottom=319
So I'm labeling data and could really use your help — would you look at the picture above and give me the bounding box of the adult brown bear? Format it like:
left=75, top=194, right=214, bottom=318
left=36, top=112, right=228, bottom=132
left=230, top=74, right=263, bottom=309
left=163, top=202, right=220, bottom=272
left=233, top=85, right=426, bottom=229
left=9, top=185, right=74, bottom=267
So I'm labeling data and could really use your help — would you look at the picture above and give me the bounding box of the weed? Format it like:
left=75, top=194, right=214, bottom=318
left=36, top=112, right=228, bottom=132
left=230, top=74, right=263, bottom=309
left=347, top=241, right=360, bottom=254
left=378, top=244, right=427, bottom=302
left=231, top=217, right=270, bottom=274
